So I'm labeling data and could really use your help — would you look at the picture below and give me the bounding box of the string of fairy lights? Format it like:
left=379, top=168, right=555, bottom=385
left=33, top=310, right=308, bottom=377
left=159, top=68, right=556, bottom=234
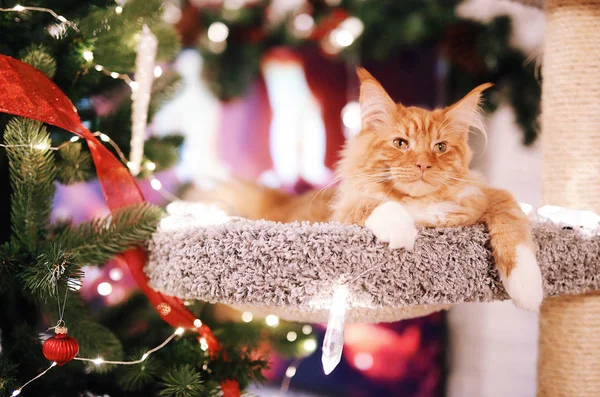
left=1, top=3, right=315, bottom=395
left=4, top=126, right=317, bottom=392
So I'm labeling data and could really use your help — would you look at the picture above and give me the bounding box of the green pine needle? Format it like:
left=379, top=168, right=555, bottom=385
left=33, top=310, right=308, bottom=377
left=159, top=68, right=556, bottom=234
left=20, top=242, right=82, bottom=301
left=159, top=365, right=204, bottom=397
left=117, top=350, right=160, bottom=391
left=0, top=358, right=18, bottom=396
left=55, top=142, right=94, bottom=185
left=19, top=44, right=57, bottom=79
left=4, top=118, right=57, bottom=252
left=53, top=203, right=164, bottom=266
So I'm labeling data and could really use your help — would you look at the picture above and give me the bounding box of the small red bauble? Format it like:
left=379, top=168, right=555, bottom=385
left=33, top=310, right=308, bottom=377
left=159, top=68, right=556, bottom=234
left=42, top=326, right=79, bottom=366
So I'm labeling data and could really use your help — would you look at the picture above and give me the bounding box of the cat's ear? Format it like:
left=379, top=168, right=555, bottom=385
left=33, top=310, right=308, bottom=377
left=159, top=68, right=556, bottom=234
left=444, top=83, right=493, bottom=135
left=357, top=67, right=397, bottom=131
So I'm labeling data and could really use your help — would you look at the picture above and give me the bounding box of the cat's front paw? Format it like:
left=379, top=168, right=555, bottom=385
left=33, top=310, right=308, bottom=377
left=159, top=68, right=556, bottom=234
left=503, top=244, right=544, bottom=311
left=365, top=201, right=417, bottom=251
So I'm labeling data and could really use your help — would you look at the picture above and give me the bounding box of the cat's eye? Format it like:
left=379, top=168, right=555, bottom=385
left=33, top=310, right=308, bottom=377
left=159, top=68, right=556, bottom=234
left=393, top=138, right=409, bottom=150
left=434, top=142, right=448, bottom=153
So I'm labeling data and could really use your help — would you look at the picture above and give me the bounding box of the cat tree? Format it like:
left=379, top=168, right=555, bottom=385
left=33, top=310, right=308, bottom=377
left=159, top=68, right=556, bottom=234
left=537, top=0, right=600, bottom=395
left=146, top=0, right=600, bottom=394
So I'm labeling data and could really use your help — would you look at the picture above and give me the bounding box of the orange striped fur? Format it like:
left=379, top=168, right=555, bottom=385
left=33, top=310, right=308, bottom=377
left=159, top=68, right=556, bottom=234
left=218, top=68, right=542, bottom=310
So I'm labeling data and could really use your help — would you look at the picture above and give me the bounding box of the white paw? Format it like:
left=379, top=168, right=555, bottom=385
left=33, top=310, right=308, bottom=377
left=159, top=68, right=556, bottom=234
left=502, top=244, right=544, bottom=311
left=365, top=201, right=417, bottom=251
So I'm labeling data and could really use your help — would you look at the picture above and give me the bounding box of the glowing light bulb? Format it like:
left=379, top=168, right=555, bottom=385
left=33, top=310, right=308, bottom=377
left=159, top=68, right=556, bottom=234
left=353, top=352, right=374, bottom=371
left=13, top=5, right=25, bottom=12
left=207, top=22, right=229, bottom=43
left=341, top=101, right=362, bottom=134
left=199, top=337, right=209, bottom=351
left=70, top=136, right=80, bottom=142
left=141, top=353, right=149, bottom=361
left=94, top=64, right=104, bottom=71
left=339, top=17, right=364, bottom=38
left=153, top=66, right=163, bottom=78
left=34, top=143, right=49, bottom=150
left=110, top=72, right=119, bottom=79
left=241, top=312, right=253, bottom=323
left=302, top=325, right=312, bottom=335
left=294, top=14, right=314, bottom=33
left=322, top=284, right=348, bottom=375
left=51, top=362, right=57, bottom=367
left=285, top=366, right=297, bottom=377
left=97, top=282, right=112, bottom=296
left=150, top=178, right=162, bottom=191
left=109, top=268, right=123, bottom=281
left=93, top=357, right=104, bottom=365
left=303, top=338, right=317, bottom=353
left=193, top=319, right=202, bottom=328
left=175, top=327, right=185, bottom=335
left=115, top=6, right=123, bottom=14
left=286, top=331, right=297, bottom=342
left=333, top=29, right=354, bottom=47
left=265, top=314, right=279, bottom=327
left=99, top=133, right=110, bottom=142
left=12, top=390, right=21, bottom=396
left=129, top=81, right=139, bottom=91
left=146, top=161, right=156, bottom=171
left=57, top=15, right=67, bottom=23
left=83, top=51, right=94, bottom=61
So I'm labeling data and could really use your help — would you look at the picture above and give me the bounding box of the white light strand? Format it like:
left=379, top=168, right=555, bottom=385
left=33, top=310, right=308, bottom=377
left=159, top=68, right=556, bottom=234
left=2, top=130, right=183, bottom=203
left=279, top=358, right=303, bottom=395
left=12, top=327, right=186, bottom=395
left=11, top=362, right=57, bottom=396
left=129, top=25, right=158, bottom=176
left=92, top=62, right=134, bottom=85
left=0, top=5, right=79, bottom=32
left=74, top=327, right=185, bottom=366
left=321, top=284, right=348, bottom=375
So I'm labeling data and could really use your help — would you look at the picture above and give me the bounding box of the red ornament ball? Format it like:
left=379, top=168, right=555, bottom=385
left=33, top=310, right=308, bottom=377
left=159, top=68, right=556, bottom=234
left=42, top=326, right=79, bottom=366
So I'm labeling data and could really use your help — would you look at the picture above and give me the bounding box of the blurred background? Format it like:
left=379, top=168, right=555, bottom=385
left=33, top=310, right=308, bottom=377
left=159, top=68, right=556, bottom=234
left=50, top=0, right=544, bottom=395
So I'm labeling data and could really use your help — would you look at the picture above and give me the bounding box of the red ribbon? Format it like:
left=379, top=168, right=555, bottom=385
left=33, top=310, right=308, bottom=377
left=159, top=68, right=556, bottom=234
left=0, top=55, right=240, bottom=396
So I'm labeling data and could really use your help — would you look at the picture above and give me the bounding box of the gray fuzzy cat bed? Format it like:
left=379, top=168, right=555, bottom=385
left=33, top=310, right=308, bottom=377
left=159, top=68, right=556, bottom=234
left=145, top=204, right=600, bottom=324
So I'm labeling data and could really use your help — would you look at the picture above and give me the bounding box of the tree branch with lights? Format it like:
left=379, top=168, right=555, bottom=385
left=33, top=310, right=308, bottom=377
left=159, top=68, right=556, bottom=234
left=0, top=2, right=314, bottom=396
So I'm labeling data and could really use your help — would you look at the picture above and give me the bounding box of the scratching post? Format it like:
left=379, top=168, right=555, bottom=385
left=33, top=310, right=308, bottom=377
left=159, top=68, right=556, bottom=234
left=539, top=0, right=600, bottom=395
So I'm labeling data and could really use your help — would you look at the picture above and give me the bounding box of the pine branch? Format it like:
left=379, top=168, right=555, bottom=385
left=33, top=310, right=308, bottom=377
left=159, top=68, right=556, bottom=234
left=20, top=242, right=82, bottom=301
left=19, top=44, right=56, bottom=79
left=0, top=358, right=18, bottom=397
left=117, top=349, right=159, bottom=391
left=159, top=365, right=204, bottom=397
left=55, top=142, right=94, bottom=185
left=77, top=0, right=180, bottom=71
left=53, top=203, right=163, bottom=266
left=4, top=118, right=57, bottom=252
left=143, top=136, right=184, bottom=173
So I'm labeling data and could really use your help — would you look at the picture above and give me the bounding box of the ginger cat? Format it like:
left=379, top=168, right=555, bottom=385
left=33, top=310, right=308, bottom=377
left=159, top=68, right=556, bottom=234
left=214, top=68, right=543, bottom=311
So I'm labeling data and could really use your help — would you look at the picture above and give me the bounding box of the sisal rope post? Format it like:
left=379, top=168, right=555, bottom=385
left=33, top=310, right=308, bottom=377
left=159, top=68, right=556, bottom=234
left=539, top=0, right=600, bottom=395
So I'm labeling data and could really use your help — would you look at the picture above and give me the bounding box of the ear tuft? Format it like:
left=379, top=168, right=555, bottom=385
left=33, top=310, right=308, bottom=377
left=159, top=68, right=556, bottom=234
left=357, top=67, right=397, bottom=131
left=444, top=83, right=493, bottom=137
left=356, top=67, right=375, bottom=83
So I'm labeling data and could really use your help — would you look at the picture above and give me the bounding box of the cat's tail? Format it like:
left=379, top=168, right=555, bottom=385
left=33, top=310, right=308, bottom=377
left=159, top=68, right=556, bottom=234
left=481, top=187, right=543, bottom=311
left=207, top=179, right=297, bottom=221
left=204, top=179, right=334, bottom=223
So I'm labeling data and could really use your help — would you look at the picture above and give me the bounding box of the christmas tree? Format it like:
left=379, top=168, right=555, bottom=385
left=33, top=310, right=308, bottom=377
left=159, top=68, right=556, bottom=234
left=0, top=1, right=312, bottom=396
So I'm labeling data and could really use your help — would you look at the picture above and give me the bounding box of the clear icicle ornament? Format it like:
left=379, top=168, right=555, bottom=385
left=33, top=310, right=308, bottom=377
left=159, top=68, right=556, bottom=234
left=129, top=24, right=157, bottom=176
left=322, top=284, right=349, bottom=375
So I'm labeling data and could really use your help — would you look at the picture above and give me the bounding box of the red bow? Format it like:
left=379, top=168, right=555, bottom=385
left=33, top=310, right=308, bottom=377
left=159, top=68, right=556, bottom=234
left=0, top=55, right=240, bottom=396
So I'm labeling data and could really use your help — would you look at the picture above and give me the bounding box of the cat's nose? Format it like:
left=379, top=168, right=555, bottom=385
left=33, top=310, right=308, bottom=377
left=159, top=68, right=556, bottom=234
left=416, top=162, right=432, bottom=171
